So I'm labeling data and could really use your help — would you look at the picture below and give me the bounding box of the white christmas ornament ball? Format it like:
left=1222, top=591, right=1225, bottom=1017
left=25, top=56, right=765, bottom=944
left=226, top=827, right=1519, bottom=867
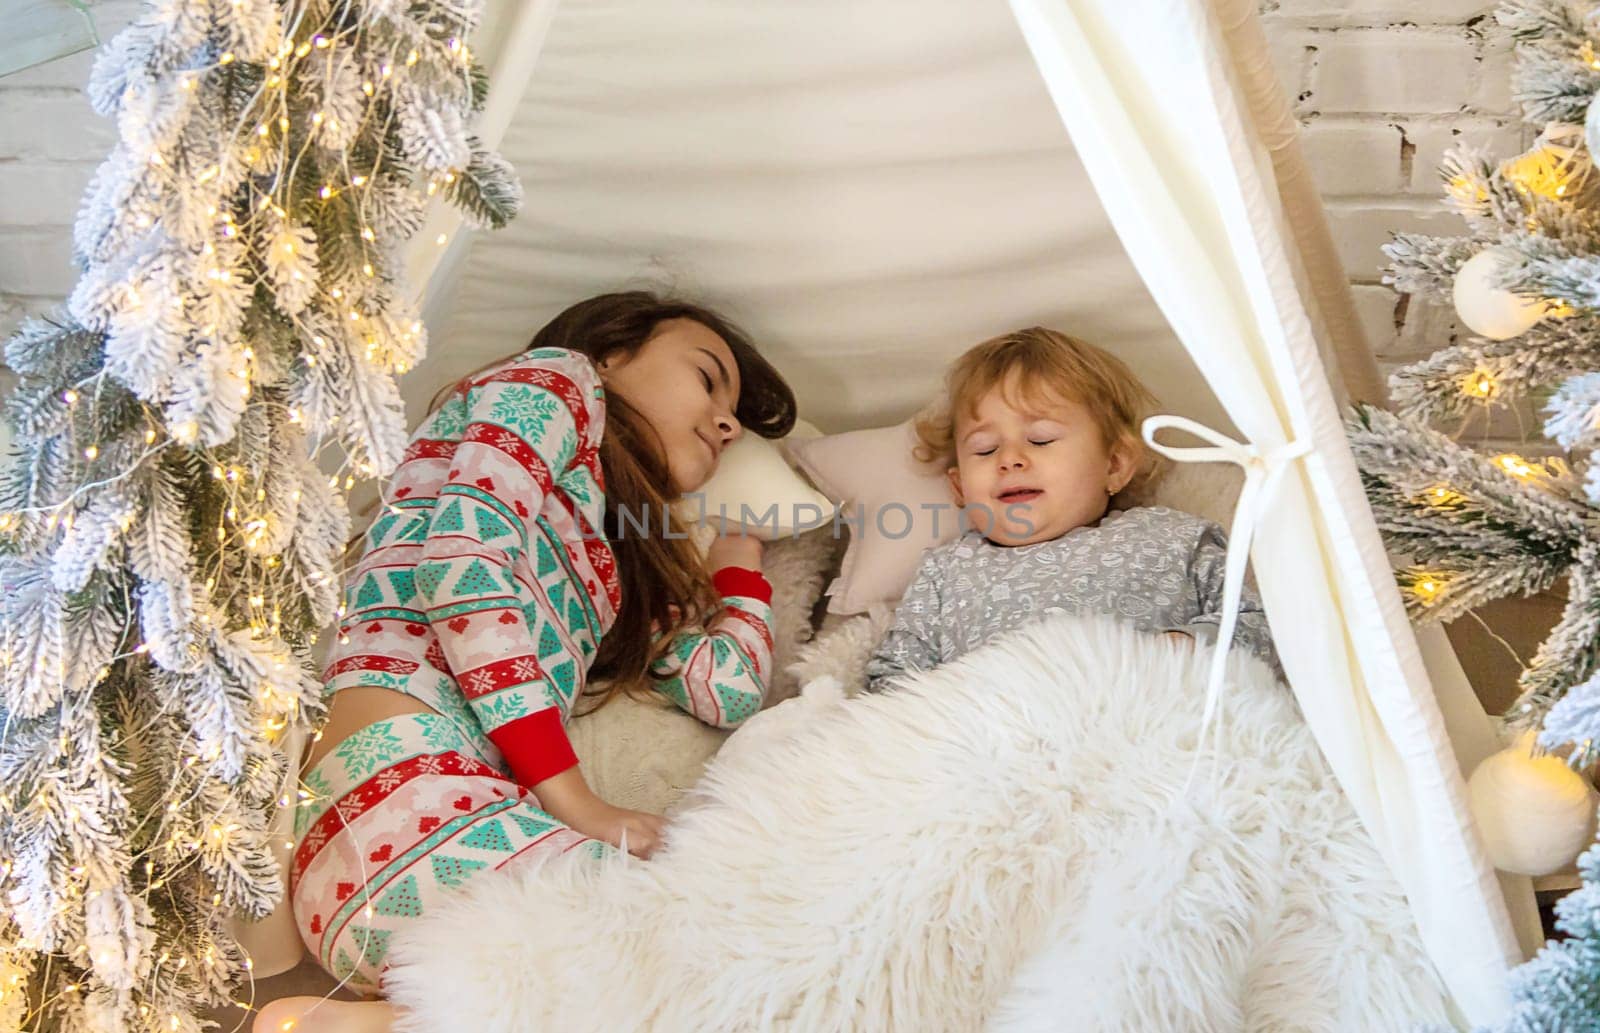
left=1453, top=247, right=1550, bottom=341
left=1468, top=737, right=1598, bottom=876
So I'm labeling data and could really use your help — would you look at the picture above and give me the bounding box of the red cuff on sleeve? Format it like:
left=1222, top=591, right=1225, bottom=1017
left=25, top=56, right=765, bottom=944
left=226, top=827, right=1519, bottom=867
left=712, top=565, right=773, bottom=605
left=486, top=706, right=578, bottom=788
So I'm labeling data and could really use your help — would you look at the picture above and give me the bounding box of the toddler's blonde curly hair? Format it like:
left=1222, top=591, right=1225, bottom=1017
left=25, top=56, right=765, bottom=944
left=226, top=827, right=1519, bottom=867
left=912, top=327, right=1165, bottom=498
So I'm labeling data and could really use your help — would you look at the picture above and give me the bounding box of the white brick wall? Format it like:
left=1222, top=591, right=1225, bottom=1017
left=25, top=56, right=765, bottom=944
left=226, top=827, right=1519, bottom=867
left=0, top=1, right=139, bottom=338
left=1261, top=1, right=1531, bottom=393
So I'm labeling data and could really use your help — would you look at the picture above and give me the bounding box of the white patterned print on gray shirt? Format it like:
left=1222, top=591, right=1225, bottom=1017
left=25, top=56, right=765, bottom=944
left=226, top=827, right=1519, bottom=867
left=863, top=505, right=1282, bottom=694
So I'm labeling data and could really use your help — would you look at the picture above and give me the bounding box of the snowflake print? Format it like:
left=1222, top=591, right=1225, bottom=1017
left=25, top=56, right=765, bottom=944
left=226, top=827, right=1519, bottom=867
left=563, top=470, right=594, bottom=507
left=487, top=385, right=571, bottom=459
left=427, top=396, right=470, bottom=439
left=333, top=720, right=407, bottom=782
left=476, top=692, right=528, bottom=728
left=419, top=714, right=467, bottom=755
left=428, top=677, right=478, bottom=730
left=463, top=668, right=498, bottom=695
left=373, top=766, right=407, bottom=795
left=358, top=670, right=406, bottom=691
left=336, top=797, right=364, bottom=826
left=295, top=767, right=334, bottom=837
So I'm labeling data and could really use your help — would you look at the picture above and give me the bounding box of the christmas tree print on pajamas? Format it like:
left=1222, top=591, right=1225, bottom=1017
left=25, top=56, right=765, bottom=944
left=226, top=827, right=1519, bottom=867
left=294, top=347, right=775, bottom=991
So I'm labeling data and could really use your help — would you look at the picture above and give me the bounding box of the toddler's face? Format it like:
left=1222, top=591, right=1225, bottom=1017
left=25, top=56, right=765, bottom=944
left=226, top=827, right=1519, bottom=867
left=946, top=374, right=1135, bottom=547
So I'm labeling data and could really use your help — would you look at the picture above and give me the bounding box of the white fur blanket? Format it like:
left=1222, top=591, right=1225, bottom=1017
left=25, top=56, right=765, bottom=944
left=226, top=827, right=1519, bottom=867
left=383, top=613, right=1452, bottom=1032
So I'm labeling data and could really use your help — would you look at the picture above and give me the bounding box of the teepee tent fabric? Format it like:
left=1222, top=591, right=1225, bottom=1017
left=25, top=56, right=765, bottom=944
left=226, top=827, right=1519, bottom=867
left=403, top=0, right=1531, bottom=1024
left=1008, top=0, right=1525, bottom=1023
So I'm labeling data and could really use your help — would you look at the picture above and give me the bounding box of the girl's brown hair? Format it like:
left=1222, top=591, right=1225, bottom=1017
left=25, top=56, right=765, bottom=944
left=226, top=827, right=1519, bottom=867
left=912, top=327, right=1163, bottom=498
left=429, top=291, right=797, bottom=711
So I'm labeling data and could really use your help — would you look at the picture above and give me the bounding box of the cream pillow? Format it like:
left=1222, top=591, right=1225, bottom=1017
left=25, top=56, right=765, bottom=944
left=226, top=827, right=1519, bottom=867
left=675, top=418, right=837, bottom=540
left=783, top=419, right=959, bottom=615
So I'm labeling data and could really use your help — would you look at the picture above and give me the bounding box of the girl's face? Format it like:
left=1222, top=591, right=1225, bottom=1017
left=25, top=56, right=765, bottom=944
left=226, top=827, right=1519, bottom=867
left=598, top=318, right=743, bottom=495
left=946, top=372, right=1136, bottom=547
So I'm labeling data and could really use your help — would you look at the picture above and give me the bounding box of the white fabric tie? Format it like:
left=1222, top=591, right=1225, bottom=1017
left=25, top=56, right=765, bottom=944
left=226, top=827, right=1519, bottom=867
left=1141, top=415, right=1311, bottom=782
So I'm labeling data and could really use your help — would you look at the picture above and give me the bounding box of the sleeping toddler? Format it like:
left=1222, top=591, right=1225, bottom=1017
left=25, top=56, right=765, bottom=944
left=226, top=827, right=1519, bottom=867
left=863, top=327, right=1283, bottom=694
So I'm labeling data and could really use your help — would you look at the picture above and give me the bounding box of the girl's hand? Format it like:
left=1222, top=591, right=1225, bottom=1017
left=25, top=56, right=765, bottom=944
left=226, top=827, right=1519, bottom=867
left=565, top=798, right=668, bottom=859
left=706, top=528, right=763, bottom=572
left=534, top=767, right=668, bottom=858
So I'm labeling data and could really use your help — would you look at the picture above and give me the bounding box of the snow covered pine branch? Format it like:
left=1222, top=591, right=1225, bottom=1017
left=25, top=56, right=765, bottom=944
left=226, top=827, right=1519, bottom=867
left=0, top=2, right=519, bottom=1030
left=1347, top=0, right=1600, bottom=761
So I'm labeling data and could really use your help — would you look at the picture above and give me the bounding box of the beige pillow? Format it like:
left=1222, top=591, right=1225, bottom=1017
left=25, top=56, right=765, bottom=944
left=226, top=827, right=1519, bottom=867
left=676, top=418, right=836, bottom=540
left=783, top=419, right=959, bottom=615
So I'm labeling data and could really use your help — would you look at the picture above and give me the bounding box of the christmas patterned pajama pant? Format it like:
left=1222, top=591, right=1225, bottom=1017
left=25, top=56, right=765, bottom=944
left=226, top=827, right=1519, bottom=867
left=291, top=712, right=610, bottom=995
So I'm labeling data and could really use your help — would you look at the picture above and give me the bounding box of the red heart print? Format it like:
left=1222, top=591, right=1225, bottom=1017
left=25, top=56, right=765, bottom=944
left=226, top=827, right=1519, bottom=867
left=452, top=795, right=473, bottom=812
left=369, top=844, right=393, bottom=863
left=335, top=882, right=355, bottom=901
left=309, top=914, right=323, bottom=935
left=448, top=469, right=459, bottom=479
left=475, top=477, right=495, bottom=492
left=365, top=622, right=382, bottom=634
left=394, top=486, right=412, bottom=498
left=447, top=617, right=469, bottom=634
left=418, top=816, right=441, bottom=834
left=405, top=623, right=426, bottom=637
left=497, top=612, right=518, bottom=625
left=514, top=500, right=529, bottom=517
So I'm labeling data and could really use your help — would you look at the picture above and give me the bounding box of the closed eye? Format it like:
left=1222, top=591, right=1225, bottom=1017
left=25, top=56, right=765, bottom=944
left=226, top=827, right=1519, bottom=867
left=699, top=367, right=714, bottom=393
left=975, top=440, right=1054, bottom=456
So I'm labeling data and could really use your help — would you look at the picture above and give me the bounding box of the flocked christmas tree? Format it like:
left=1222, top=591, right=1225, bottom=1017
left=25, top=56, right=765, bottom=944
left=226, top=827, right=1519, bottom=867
left=0, top=1, right=519, bottom=1029
left=1346, top=1, right=1600, bottom=1027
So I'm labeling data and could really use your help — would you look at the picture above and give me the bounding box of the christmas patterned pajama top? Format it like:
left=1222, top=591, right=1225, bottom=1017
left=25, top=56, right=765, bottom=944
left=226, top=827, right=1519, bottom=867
left=292, top=345, right=775, bottom=992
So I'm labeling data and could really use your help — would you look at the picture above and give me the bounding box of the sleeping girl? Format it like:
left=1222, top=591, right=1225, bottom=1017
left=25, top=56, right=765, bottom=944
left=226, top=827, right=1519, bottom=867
left=257, top=291, right=795, bottom=1033
left=863, top=327, right=1283, bottom=694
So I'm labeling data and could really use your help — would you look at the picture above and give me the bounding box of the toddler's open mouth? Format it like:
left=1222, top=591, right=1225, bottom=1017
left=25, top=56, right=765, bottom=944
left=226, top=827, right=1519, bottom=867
left=997, top=488, right=1043, bottom=503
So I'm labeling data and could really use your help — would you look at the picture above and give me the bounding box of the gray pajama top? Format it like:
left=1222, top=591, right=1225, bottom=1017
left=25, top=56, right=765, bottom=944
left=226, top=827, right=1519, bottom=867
left=863, top=505, right=1282, bottom=694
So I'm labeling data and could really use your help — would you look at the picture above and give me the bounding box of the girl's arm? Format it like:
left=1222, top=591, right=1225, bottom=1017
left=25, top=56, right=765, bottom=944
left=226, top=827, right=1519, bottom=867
left=863, top=553, right=945, bottom=693
left=649, top=534, right=775, bottom=728
left=416, top=356, right=604, bottom=792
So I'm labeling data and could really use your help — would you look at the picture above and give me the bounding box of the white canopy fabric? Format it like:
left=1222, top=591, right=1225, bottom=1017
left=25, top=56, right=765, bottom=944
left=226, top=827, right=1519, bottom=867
left=404, top=0, right=1532, bottom=1024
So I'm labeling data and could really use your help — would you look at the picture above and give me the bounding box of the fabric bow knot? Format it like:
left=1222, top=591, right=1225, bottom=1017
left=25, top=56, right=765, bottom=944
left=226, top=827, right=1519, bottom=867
left=1141, top=414, right=1311, bottom=787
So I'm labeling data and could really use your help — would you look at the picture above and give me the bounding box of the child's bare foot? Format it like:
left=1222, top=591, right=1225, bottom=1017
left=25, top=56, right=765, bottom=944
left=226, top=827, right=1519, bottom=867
left=252, top=996, right=396, bottom=1033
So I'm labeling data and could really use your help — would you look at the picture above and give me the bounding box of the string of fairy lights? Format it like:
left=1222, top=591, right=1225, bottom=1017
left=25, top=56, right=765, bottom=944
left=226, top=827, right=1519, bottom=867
left=1400, top=122, right=1600, bottom=614
left=0, top=3, right=499, bottom=1029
